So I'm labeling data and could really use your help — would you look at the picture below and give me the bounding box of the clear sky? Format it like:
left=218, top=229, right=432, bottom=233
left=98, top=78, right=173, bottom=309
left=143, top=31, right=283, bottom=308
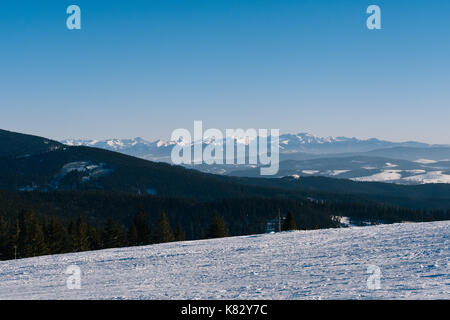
left=1, top=0, right=449, bottom=143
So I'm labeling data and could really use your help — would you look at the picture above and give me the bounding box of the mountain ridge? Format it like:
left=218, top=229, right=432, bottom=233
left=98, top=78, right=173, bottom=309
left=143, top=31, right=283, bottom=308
left=0, top=129, right=63, bottom=159
left=61, top=132, right=439, bottom=157
left=60, top=133, right=450, bottom=184
left=3, top=128, right=450, bottom=209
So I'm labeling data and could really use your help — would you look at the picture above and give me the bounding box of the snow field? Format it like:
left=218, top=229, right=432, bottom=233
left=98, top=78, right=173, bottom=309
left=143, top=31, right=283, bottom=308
left=0, top=221, right=448, bottom=300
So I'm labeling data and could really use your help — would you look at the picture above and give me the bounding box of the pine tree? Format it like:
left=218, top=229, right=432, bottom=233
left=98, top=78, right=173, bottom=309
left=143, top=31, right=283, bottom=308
left=153, top=212, right=174, bottom=243
left=207, top=211, right=229, bottom=238
left=103, top=217, right=124, bottom=249
left=128, top=224, right=138, bottom=246
left=17, top=209, right=49, bottom=257
left=174, top=223, right=186, bottom=241
left=44, top=217, right=70, bottom=254
left=0, top=216, right=9, bottom=260
left=88, top=226, right=103, bottom=250
left=132, top=210, right=151, bottom=245
left=30, top=221, right=49, bottom=257
left=70, top=216, right=90, bottom=252
left=282, top=212, right=298, bottom=231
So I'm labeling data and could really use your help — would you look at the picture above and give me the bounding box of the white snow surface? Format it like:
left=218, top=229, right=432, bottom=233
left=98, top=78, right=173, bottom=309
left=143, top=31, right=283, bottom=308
left=414, top=159, right=438, bottom=164
left=351, top=170, right=402, bottom=182
left=385, top=162, right=398, bottom=168
left=403, top=171, right=450, bottom=184
left=0, top=221, right=448, bottom=300
left=302, top=170, right=320, bottom=175
left=328, top=170, right=350, bottom=176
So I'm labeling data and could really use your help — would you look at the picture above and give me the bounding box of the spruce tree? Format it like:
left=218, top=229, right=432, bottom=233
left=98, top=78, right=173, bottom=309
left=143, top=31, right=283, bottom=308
left=128, top=224, right=138, bottom=246
left=30, top=221, right=49, bottom=257
left=0, top=216, right=9, bottom=260
left=44, top=217, right=70, bottom=254
left=70, top=216, right=90, bottom=252
left=282, top=212, right=298, bottom=231
left=174, top=223, right=186, bottom=241
left=88, top=226, right=103, bottom=250
left=132, top=210, right=151, bottom=245
left=207, top=211, right=229, bottom=238
left=153, top=212, right=174, bottom=243
left=103, top=217, right=124, bottom=249
left=17, top=209, right=49, bottom=257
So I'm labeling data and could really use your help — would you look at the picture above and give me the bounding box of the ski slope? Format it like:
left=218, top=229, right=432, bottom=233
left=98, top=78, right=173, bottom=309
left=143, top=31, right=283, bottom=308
left=0, top=221, right=448, bottom=300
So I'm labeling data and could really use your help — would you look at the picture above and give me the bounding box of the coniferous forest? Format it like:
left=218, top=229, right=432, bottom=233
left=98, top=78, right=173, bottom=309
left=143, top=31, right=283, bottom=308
left=1, top=190, right=448, bottom=261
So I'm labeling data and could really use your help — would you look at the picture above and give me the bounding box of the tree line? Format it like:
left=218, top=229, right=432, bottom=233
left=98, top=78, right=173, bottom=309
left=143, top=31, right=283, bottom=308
left=1, top=190, right=449, bottom=261
left=0, top=209, right=229, bottom=261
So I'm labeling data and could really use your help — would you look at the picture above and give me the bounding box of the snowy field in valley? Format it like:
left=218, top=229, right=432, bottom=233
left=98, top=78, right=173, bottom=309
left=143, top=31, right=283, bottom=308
left=0, top=221, right=448, bottom=300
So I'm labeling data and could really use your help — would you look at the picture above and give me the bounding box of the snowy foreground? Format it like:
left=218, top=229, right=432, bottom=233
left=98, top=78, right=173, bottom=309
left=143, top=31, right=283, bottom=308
left=0, top=221, right=448, bottom=300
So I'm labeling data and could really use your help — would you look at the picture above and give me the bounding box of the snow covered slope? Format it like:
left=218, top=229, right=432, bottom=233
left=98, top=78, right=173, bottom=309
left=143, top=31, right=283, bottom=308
left=0, top=221, right=448, bottom=300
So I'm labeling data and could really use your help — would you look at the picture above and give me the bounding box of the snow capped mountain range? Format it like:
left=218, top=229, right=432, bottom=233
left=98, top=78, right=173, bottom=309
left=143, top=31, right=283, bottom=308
left=61, top=133, right=432, bottom=157
left=61, top=133, right=450, bottom=185
left=63, top=137, right=152, bottom=151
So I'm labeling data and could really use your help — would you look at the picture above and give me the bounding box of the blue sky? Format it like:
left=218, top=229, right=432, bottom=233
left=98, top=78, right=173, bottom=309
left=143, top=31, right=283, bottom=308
left=1, top=0, right=449, bottom=143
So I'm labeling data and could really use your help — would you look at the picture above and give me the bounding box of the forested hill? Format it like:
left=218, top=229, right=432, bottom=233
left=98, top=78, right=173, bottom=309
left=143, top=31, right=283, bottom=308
left=235, top=176, right=450, bottom=209
left=2, top=129, right=450, bottom=209
left=0, top=129, right=63, bottom=159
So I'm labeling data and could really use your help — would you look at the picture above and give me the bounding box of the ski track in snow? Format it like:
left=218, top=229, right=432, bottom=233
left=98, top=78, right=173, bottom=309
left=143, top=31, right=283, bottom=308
left=0, top=221, right=448, bottom=300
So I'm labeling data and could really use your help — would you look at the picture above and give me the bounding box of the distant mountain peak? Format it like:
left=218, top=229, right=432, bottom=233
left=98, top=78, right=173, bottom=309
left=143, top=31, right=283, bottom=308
left=59, top=132, right=433, bottom=167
